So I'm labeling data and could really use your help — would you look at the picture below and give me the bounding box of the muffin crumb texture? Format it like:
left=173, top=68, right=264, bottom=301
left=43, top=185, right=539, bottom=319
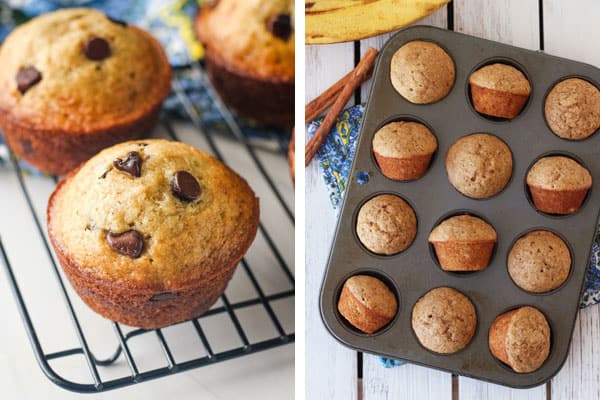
left=412, top=287, right=477, bottom=354
left=356, top=194, right=417, bottom=255
left=337, top=275, right=398, bottom=334
left=545, top=78, right=600, bottom=140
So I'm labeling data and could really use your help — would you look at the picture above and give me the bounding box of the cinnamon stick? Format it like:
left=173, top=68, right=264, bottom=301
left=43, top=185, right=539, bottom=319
left=305, top=47, right=378, bottom=166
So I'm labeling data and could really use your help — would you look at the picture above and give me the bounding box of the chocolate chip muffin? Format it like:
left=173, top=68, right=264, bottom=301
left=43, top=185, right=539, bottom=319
left=337, top=275, right=398, bottom=334
left=445, top=133, right=513, bottom=199
left=429, top=215, right=497, bottom=272
left=469, top=63, right=531, bottom=119
left=372, top=121, right=437, bottom=181
left=47, top=139, right=259, bottom=329
left=412, top=287, right=477, bottom=354
left=489, top=306, right=551, bottom=373
left=0, top=8, right=172, bottom=175
left=508, top=230, right=571, bottom=293
left=356, top=194, right=417, bottom=255
left=527, top=156, right=592, bottom=215
left=196, top=0, right=294, bottom=127
left=545, top=78, right=600, bottom=140
left=390, top=40, right=455, bottom=104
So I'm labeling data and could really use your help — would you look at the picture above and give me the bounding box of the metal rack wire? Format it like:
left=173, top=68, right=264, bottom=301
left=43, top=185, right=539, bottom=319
left=0, top=64, right=295, bottom=393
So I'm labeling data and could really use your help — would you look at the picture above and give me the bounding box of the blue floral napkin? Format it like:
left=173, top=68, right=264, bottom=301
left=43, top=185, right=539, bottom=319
left=307, top=104, right=600, bottom=367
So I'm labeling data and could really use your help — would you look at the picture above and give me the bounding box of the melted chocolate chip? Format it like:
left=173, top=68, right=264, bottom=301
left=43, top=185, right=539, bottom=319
left=16, top=66, right=42, bottom=94
left=106, top=230, right=144, bottom=258
left=107, top=16, right=128, bottom=27
left=113, top=151, right=142, bottom=177
left=171, top=171, right=201, bottom=202
left=84, top=37, right=111, bottom=61
left=150, top=292, right=179, bottom=301
left=268, top=14, right=292, bottom=41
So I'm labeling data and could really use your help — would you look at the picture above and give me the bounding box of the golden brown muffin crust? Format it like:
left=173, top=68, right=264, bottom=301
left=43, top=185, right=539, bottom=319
left=505, top=307, right=551, bottom=373
left=48, top=139, right=259, bottom=291
left=412, top=287, right=477, bottom=354
left=372, top=121, right=437, bottom=158
left=526, top=156, right=592, bottom=191
left=196, top=0, right=294, bottom=82
left=356, top=194, right=417, bottom=255
left=544, top=78, right=600, bottom=140
left=0, top=8, right=171, bottom=132
left=390, top=40, right=455, bottom=104
left=508, top=230, right=571, bottom=293
left=429, top=215, right=497, bottom=242
left=469, top=64, right=531, bottom=96
left=343, top=275, right=397, bottom=320
left=445, top=133, right=513, bottom=199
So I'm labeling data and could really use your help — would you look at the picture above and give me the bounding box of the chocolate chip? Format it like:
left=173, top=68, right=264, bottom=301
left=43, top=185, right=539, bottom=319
left=113, top=151, right=142, bottom=177
left=106, top=230, right=144, bottom=258
left=150, top=292, right=179, bottom=301
left=84, top=37, right=111, bottom=61
left=268, top=14, right=292, bottom=41
left=16, top=67, right=42, bottom=94
left=107, top=16, right=128, bottom=27
left=171, top=171, right=201, bottom=202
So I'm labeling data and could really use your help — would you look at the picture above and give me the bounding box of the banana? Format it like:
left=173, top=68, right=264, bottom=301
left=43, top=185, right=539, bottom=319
left=306, top=0, right=449, bottom=44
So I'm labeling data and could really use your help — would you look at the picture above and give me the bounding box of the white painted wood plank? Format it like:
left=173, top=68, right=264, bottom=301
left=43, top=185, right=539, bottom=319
left=454, top=1, right=545, bottom=398
left=543, top=0, right=600, bottom=67
left=455, top=0, right=540, bottom=50
left=360, top=6, right=448, bottom=103
left=360, top=6, right=452, bottom=400
left=305, top=44, right=359, bottom=400
left=551, top=306, right=600, bottom=400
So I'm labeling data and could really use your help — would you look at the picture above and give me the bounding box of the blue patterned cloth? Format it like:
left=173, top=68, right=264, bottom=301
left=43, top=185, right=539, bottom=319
left=306, top=104, right=600, bottom=368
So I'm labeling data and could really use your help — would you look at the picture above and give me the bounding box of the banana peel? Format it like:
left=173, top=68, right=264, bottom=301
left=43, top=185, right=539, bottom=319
left=306, top=0, right=449, bottom=44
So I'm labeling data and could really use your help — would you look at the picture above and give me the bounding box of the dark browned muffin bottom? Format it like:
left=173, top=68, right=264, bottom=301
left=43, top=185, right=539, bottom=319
left=0, top=105, right=161, bottom=176
left=204, top=54, right=294, bottom=128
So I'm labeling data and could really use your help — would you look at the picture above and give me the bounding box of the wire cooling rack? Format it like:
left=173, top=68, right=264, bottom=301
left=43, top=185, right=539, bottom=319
left=0, top=64, right=295, bottom=393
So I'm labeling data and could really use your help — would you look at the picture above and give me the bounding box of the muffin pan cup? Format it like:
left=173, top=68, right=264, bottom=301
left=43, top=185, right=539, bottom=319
left=319, top=26, right=600, bottom=388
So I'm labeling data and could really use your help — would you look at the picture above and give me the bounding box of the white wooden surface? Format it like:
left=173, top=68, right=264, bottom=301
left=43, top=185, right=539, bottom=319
left=0, top=122, right=295, bottom=399
left=305, top=1, right=600, bottom=399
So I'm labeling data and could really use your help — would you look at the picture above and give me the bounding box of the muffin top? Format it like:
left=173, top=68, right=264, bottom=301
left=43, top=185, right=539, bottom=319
left=196, top=0, right=294, bottom=81
left=0, top=8, right=171, bottom=132
left=356, top=194, right=417, bottom=255
left=390, top=40, right=455, bottom=104
left=429, top=215, right=497, bottom=243
left=412, top=287, right=477, bottom=354
left=342, top=275, right=397, bottom=320
left=469, top=64, right=531, bottom=95
left=526, top=156, right=592, bottom=191
left=508, top=230, right=571, bottom=293
left=505, top=307, right=551, bottom=373
left=544, top=78, right=600, bottom=140
left=47, top=139, right=259, bottom=291
left=445, top=133, right=513, bottom=199
left=372, top=121, right=437, bottom=158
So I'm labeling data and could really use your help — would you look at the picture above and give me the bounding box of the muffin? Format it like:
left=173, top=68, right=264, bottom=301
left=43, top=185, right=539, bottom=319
left=47, top=139, right=259, bottom=329
left=337, top=275, right=398, bottom=334
left=196, top=0, right=294, bottom=127
left=412, top=287, right=476, bottom=354
left=356, top=194, right=417, bottom=255
left=390, top=40, right=455, bottom=104
left=429, top=215, right=497, bottom=271
left=508, top=230, right=571, bottom=293
left=527, top=156, right=592, bottom=214
left=469, top=63, right=531, bottom=119
left=489, top=306, right=551, bottom=373
left=445, top=133, right=513, bottom=199
left=0, top=8, right=172, bottom=176
left=545, top=78, right=600, bottom=140
left=372, top=121, right=437, bottom=180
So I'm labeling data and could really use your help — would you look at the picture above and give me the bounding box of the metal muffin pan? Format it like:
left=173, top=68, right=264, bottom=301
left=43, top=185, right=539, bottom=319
left=319, top=25, right=600, bottom=388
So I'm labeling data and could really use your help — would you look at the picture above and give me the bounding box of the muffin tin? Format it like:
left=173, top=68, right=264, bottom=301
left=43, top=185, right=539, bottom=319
left=319, top=26, right=600, bottom=388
